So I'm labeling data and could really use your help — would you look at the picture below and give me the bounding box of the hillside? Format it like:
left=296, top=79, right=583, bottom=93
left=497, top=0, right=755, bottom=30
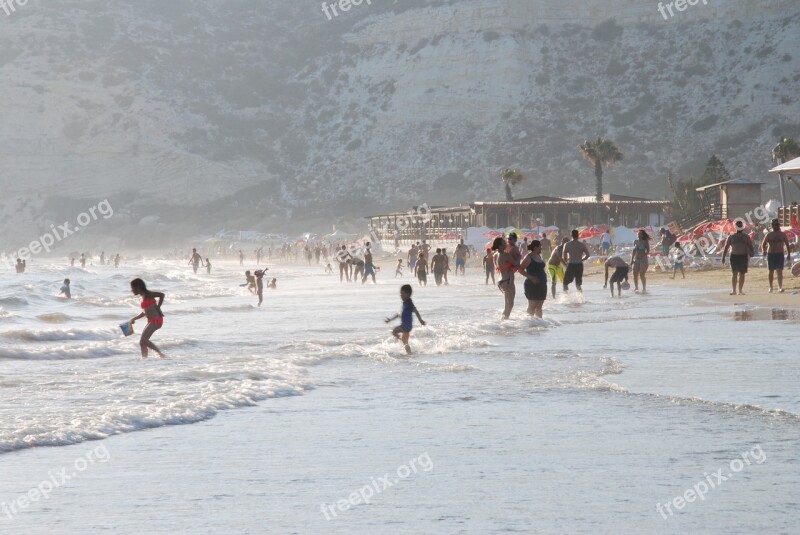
left=0, top=0, right=798, bottom=249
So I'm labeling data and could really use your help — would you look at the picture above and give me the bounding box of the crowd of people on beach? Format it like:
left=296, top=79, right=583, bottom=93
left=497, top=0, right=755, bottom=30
left=16, top=216, right=793, bottom=359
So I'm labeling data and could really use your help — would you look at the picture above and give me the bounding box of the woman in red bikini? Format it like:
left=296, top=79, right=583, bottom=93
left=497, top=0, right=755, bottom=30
left=129, top=278, right=166, bottom=358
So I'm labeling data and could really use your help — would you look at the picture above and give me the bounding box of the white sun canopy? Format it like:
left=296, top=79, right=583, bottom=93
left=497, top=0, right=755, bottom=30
left=769, top=156, right=800, bottom=174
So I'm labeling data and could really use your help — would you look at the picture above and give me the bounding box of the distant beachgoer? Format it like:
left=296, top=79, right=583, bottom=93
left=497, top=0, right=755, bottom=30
left=395, top=259, right=403, bottom=278
left=600, top=231, right=612, bottom=255
left=541, top=233, right=551, bottom=258
left=100, top=251, right=105, bottom=265
left=129, top=278, right=165, bottom=359
left=492, top=236, right=518, bottom=320
left=256, top=247, right=263, bottom=264
left=431, top=248, right=446, bottom=286
left=114, top=254, right=120, bottom=268
left=722, top=221, right=755, bottom=295
left=255, top=269, right=268, bottom=306
left=630, top=230, right=650, bottom=293
left=268, top=278, right=277, bottom=289
left=336, top=245, right=352, bottom=282
left=205, top=258, right=212, bottom=274
left=408, top=244, right=419, bottom=271
left=563, top=230, right=590, bottom=294
left=506, top=232, right=522, bottom=266
left=604, top=255, right=629, bottom=297
left=483, top=248, right=495, bottom=285
left=671, top=243, right=686, bottom=280
left=441, top=248, right=451, bottom=285
left=761, top=219, right=791, bottom=293
left=70, top=257, right=75, bottom=267
left=242, top=270, right=256, bottom=294
left=519, top=240, right=547, bottom=318
left=420, top=240, right=431, bottom=262
left=60, top=278, right=71, bottom=299
left=454, top=240, right=468, bottom=275
left=414, top=252, right=428, bottom=287
left=547, top=237, right=569, bottom=299
left=238, top=249, right=244, bottom=266
left=15, top=258, right=25, bottom=273
left=325, top=262, right=333, bottom=274
left=363, top=242, right=377, bottom=284
left=659, top=228, right=676, bottom=255
left=80, top=254, right=86, bottom=268
left=352, top=255, right=365, bottom=283
left=385, top=284, right=426, bottom=355
left=188, top=248, right=204, bottom=274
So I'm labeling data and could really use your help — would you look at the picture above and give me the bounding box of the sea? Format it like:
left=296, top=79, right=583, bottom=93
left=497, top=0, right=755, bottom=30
left=0, top=257, right=797, bottom=534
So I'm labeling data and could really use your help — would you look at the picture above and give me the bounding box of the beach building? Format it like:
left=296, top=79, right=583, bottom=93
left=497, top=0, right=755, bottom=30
left=365, top=194, right=671, bottom=245
left=694, top=179, right=764, bottom=220
left=472, top=194, right=670, bottom=230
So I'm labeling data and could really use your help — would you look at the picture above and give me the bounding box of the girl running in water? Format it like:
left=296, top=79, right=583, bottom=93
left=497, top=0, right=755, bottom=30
left=129, top=278, right=165, bottom=358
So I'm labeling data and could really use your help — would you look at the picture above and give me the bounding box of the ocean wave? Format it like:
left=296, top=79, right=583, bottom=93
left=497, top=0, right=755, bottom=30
left=0, top=328, right=118, bottom=342
left=0, top=296, right=28, bottom=308
left=0, top=360, right=309, bottom=454
left=0, top=344, right=128, bottom=361
left=556, top=356, right=800, bottom=422
left=36, top=312, right=75, bottom=323
left=169, top=304, right=256, bottom=315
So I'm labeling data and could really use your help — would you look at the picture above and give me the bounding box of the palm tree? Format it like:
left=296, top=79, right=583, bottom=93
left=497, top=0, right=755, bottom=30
left=499, top=167, right=526, bottom=201
left=579, top=137, right=624, bottom=202
left=772, top=136, right=800, bottom=206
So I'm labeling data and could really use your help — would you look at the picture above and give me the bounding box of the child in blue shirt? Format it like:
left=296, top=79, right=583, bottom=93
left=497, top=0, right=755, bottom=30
left=385, top=284, right=426, bottom=354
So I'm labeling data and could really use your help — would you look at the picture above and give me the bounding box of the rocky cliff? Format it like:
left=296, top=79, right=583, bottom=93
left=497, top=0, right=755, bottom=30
left=0, top=0, right=798, bottom=247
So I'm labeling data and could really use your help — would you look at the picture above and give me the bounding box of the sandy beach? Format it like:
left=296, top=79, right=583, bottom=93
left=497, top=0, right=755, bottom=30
left=582, top=257, right=800, bottom=308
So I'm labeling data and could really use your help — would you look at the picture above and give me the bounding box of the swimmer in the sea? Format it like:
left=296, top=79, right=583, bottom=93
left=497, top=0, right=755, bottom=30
left=60, top=278, right=71, bottom=299
left=188, top=248, right=204, bottom=274
left=242, top=270, right=256, bottom=294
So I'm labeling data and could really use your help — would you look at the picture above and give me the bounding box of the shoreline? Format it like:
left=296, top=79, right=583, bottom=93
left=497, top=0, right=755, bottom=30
left=579, top=257, right=800, bottom=309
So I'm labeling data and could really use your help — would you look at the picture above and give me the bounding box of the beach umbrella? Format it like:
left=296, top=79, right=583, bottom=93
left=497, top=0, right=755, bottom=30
left=691, top=221, right=715, bottom=235
left=439, top=232, right=461, bottom=239
left=782, top=227, right=800, bottom=239
left=792, top=214, right=799, bottom=228
left=676, top=232, right=694, bottom=243
left=579, top=225, right=606, bottom=239
left=483, top=230, right=502, bottom=238
left=325, top=229, right=357, bottom=240
left=710, top=219, right=750, bottom=234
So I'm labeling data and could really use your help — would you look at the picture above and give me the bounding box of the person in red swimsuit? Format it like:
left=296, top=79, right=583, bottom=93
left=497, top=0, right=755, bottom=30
left=129, top=278, right=166, bottom=358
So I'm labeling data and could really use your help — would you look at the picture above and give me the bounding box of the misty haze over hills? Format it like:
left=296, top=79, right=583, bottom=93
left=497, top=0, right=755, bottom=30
left=0, top=0, right=798, bottom=250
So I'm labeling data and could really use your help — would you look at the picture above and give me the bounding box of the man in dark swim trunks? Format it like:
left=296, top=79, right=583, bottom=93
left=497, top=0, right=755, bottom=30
left=760, top=219, right=791, bottom=293
left=722, top=220, right=755, bottom=296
